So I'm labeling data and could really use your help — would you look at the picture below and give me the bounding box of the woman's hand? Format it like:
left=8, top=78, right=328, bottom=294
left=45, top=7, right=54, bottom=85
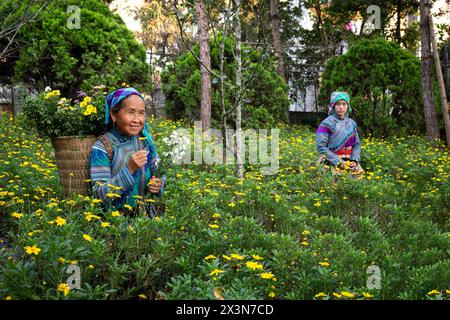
left=148, top=175, right=162, bottom=193
left=127, top=150, right=148, bottom=174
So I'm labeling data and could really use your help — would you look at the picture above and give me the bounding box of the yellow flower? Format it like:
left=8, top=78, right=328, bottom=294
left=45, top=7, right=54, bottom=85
left=5, top=296, right=12, bottom=300
left=246, top=261, right=263, bottom=271
left=138, top=294, right=147, bottom=299
left=208, top=224, right=220, bottom=229
left=332, top=292, right=342, bottom=299
left=212, top=213, right=221, bottom=219
left=209, top=269, right=224, bottom=277
left=252, top=255, right=263, bottom=260
left=230, top=253, right=244, bottom=260
left=204, top=255, right=217, bottom=261
left=87, top=264, right=95, bottom=270
left=54, top=216, right=67, bottom=226
left=268, top=292, right=275, bottom=298
left=83, top=234, right=93, bottom=242
left=24, top=245, right=41, bottom=255
left=57, top=283, right=70, bottom=296
left=100, top=222, right=110, bottom=228
left=228, top=202, right=236, bottom=208
left=11, top=212, right=23, bottom=219
left=319, top=261, right=331, bottom=267
left=301, top=230, right=310, bottom=236
left=123, top=204, right=133, bottom=211
left=222, top=255, right=232, bottom=261
left=314, top=292, right=328, bottom=299
left=427, top=290, right=440, bottom=296
left=340, top=291, right=354, bottom=298
left=301, top=241, right=309, bottom=246
left=260, top=272, right=275, bottom=280
left=362, top=292, right=373, bottom=299
left=111, top=210, right=120, bottom=217
left=58, top=257, right=67, bottom=264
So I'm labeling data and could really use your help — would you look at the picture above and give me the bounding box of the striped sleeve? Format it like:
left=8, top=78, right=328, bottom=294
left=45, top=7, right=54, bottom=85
left=316, top=122, right=341, bottom=166
left=89, top=140, right=136, bottom=206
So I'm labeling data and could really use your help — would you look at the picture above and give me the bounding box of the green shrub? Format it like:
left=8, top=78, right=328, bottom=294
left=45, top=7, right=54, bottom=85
left=320, top=38, right=424, bottom=137
left=161, top=34, right=289, bottom=128
left=12, top=0, right=150, bottom=95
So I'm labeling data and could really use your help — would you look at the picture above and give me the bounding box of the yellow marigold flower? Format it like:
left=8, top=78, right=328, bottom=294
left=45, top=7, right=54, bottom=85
left=5, top=296, right=12, bottom=300
left=123, top=204, right=133, bottom=211
left=222, top=255, right=232, bottom=261
left=54, top=216, right=67, bottom=226
left=57, top=283, right=70, bottom=296
left=427, top=290, right=440, bottom=296
left=212, top=213, right=221, bottom=218
left=319, top=261, right=331, bottom=267
left=362, top=292, right=373, bottom=298
left=301, top=230, right=310, bottom=236
left=106, top=192, right=121, bottom=198
left=230, top=253, right=244, bottom=260
left=228, top=202, right=236, bottom=208
left=209, top=269, right=225, bottom=277
left=204, top=255, right=217, bottom=261
left=252, top=254, right=263, bottom=260
left=58, top=257, right=67, bottom=264
left=340, top=291, right=354, bottom=298
left=138, top=294, right=147, bottom=299
left=11, top=212, right=23, bottom=219
left=87, top=264, right=95, bottom=270
left=260, top=272, right=275, bottom=280
left=24, top=245, right=41, bottom=255
left=314, top=292, right=328, bottom=299
left=301, top=241, right=309, bottom=246
left=332, top=292, right=342, bottom=299
left=100, top=222, right=110, bottom=228
left=111, top=210, right=120, bottom=217
left=446, top=290, right=450, bottom=295
left=83, top=234, right=93, bottom=242
left=246, top=261, right=263, bottom=271
left=268, top=292, right=275, bottom=298
left=156, top=237, right=162, bottom=241
left=208, top=224, right=220, bottom=229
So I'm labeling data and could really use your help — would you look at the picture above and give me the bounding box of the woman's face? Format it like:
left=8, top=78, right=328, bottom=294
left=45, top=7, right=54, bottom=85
left=334, top=100, right=348, bottom=118
left=110, top=95, right=146, bottom=136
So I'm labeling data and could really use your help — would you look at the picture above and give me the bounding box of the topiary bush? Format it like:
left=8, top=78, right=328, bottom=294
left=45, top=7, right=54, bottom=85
left=161, top=35, right=289, bottom=128
left=319, top=38, right=424, bottom=137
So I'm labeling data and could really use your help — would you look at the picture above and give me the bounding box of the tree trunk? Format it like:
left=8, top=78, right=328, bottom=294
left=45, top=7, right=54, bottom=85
left=195, top=0, right=211, bottom=132
left=270, top=0, right=285, bottom=81
left=429, top=14, right=450, bottom=148
left=420, top=0, right=440, bottom=140
left=396, top=1, right=402, bottom=43
left=235, top=0, right=244, bottom=179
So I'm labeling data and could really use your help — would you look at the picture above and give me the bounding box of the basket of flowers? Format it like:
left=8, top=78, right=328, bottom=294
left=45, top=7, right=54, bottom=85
left=22, top=86, right=107, bottom=196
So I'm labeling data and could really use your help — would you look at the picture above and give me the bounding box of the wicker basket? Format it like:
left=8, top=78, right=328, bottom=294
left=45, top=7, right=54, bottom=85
left=51, top=135, right=97, bottom=197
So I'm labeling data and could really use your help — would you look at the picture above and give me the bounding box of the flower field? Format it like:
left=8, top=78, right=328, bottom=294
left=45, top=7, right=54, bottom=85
left=0, top=113, right=449, bottom=300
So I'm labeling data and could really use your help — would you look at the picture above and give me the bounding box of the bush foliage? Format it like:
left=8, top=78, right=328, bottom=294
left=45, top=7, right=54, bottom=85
left=11, top=0, right=151, bottom=96
left=161, top=35, right=290, bottom=128
left=320, top=38, right=424, bottom=137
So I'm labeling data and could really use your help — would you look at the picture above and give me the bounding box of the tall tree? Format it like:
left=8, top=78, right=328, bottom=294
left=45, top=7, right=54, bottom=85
left=270, top=0, right=285, bottom=81
left=195, top=0, right=211, bottom=132
left=235, top=0, right=243, bottom=178
left=420, top=0, right=440, bottom=140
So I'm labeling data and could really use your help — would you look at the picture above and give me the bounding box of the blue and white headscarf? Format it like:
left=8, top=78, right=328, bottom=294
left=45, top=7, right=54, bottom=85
left=328, top=91, right=352, bottom=116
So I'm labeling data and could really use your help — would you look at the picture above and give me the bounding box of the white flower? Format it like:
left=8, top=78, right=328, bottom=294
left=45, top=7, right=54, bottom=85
left=45, top=86, right=52, bottom=92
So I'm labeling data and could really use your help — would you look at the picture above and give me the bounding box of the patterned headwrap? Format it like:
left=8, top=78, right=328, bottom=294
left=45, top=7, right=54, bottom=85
left=105, top=87, right=154, bottom=145
left=328, top=91, right=352, bottom=116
